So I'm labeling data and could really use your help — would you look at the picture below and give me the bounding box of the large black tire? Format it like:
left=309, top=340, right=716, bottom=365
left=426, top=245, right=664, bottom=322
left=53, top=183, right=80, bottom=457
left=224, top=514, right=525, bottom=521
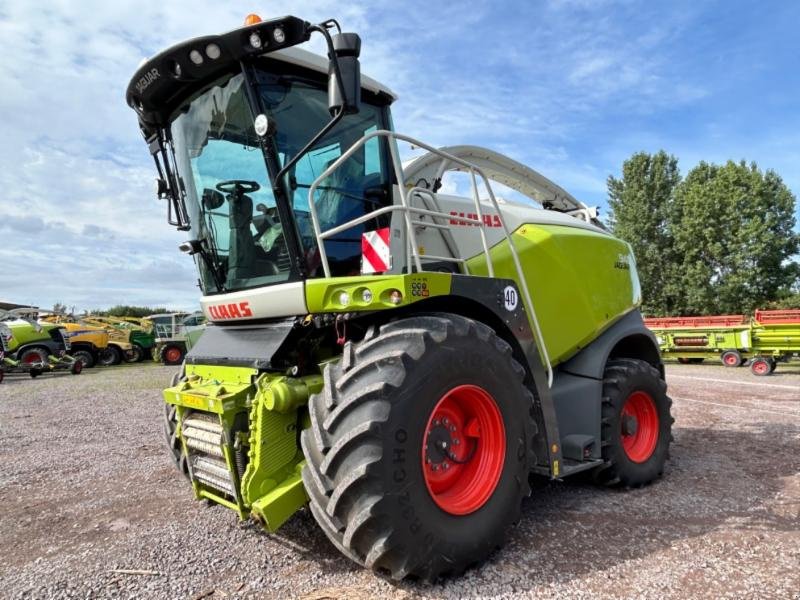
left=98, top=346, right=122, bottom=366
left=301, top=314, right=535, bottom=581
left=592, top=358, right=673, bottom=487
left=20, top=347, right=49, bottom=365
left=132, top=344, right=146, bottom=362
left=161, top=344, right=185, bottom=366
left=163, top=402, right=189, bottom=477
left=71, top=349, right=95, bottom=369
left=163, top=369, right=189, bottom=476
left=125, top=345, right=142, bottom=363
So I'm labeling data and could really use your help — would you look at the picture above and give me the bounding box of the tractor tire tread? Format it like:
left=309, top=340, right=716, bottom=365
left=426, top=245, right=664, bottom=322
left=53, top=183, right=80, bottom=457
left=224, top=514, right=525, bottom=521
left=592, top=358, right=672, bottom=488
left=301, top=312, right=533, bottom=581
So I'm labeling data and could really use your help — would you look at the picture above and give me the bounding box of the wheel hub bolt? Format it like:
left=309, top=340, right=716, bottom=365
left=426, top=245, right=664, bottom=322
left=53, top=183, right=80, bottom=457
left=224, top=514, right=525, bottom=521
left=454, top=438, right=460, bottom=445
left=622, top=414, right=638, bottom=436
left=443, top=462, right=449, bottom=470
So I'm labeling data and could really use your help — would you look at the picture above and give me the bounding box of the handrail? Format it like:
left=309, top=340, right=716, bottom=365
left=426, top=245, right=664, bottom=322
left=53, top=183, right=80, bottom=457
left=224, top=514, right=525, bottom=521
left=306, top=130, right=553, bottom=387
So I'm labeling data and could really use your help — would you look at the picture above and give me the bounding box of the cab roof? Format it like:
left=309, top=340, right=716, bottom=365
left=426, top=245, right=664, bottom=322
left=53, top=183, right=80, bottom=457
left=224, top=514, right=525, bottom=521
left=126, top=15, right=396, bottom=137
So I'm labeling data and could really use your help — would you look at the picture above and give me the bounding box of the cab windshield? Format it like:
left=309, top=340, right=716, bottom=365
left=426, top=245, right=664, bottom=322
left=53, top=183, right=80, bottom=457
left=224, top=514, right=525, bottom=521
left=169, top=65, right=392, bottom=295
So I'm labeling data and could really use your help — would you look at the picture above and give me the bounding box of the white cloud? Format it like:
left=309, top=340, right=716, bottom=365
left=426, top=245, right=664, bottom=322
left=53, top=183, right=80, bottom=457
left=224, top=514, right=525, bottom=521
left=0, top=1, right=794, bottom=311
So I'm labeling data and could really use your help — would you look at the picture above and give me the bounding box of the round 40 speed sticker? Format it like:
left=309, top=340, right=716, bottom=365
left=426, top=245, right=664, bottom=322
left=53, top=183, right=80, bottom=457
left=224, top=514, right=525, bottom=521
left=502, top=285, right=518, bottom=312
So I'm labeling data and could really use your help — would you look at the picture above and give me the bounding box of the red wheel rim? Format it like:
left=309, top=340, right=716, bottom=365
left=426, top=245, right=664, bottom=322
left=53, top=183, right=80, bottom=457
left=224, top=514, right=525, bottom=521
left=23, top=350, right=45, bottom=365
left=621, top=391, right=659, bottom=463
left=723, top=353, right=738, bottom=366
left=165, top=348, right=181, bottom=363
left=421, top=384, right=505, bottom=515
left=753, top=360, right=768, bottom=375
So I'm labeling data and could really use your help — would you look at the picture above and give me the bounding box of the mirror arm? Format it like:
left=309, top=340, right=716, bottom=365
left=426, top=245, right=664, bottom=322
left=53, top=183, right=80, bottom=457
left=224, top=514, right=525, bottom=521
left=271, top=23, right=347, bottom=193
left=309, top=23, right=349, bottom=112
left=272, top=108, right=343, bottom=194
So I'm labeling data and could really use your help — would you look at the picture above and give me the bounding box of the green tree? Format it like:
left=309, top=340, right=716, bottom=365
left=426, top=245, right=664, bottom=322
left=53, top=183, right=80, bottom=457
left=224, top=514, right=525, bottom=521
left=607, top=151, right=681, bottom=315
left=92, top=305, right=169, bottom=318
left=672, top=160, right=799, bottom=314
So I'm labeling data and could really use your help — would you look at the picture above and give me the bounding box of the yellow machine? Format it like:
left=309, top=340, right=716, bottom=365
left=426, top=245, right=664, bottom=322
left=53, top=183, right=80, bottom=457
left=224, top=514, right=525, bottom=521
left=42, top=315, right=136, bottom=366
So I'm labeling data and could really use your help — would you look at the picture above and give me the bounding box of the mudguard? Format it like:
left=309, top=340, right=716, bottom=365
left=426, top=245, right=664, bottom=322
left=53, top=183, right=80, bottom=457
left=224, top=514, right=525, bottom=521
left=559, top=310, right=663, bottom=380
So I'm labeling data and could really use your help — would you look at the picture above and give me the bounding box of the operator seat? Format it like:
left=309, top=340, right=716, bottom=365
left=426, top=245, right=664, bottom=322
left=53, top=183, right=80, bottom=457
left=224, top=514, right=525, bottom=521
left=226, top=190, right=278, bottom=287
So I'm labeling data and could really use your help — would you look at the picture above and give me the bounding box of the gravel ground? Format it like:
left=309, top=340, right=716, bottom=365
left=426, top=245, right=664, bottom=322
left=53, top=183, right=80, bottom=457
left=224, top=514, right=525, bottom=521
left=0, top=360, right=798, bottom=599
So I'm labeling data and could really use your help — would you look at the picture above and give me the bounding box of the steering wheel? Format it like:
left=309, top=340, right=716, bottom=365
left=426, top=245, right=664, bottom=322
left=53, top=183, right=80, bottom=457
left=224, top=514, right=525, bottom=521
left=216, top=180, right=260, bottom=194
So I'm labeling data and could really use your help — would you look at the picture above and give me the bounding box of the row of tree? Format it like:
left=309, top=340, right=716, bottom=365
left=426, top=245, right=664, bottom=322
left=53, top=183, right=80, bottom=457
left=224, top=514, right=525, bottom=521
left=607, top=152, right=799, bottom=316
left=51, top=303, right=169, bottom=318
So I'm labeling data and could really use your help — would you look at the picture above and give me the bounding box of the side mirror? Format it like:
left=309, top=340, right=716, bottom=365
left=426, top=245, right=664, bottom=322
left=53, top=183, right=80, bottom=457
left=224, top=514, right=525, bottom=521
left=328, top=33, right=361, bottom=116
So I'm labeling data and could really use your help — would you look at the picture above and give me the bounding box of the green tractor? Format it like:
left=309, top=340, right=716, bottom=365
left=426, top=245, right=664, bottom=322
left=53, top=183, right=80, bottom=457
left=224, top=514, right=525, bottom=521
left=127, top=13, right=672, bottom=580
left=145, top=312, right=205, bottom=365
left=0, top=309, right=82, bottom=381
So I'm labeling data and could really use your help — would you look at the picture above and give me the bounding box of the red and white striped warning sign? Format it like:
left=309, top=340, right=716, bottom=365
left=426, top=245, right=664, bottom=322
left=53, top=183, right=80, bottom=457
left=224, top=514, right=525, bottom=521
left=361, top=228, right=392, bottom=274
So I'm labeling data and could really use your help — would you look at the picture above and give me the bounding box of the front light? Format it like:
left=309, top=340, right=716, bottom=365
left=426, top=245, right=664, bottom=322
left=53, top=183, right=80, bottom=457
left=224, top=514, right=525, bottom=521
left=205, top=43, right=221, bottom=60
left=189, top=50, right=203, bottom=65
left=249, top=32, right=262, bottom=49
left=361, top=289, right=373, bottom=304
left=338, top=291, right=350, bottom=307
left=273, top=27, right=286, bottom=44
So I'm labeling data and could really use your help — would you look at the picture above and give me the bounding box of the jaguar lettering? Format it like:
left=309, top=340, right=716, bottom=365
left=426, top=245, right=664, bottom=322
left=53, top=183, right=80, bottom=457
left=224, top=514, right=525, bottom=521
left=135, top=68, right=161, bottom=94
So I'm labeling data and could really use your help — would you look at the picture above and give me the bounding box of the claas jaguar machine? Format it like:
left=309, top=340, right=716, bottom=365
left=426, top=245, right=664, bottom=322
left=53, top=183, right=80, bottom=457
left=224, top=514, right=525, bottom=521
left=127, top=13, right=672, bottom=581
left=0, top=309, right=82, bottom=381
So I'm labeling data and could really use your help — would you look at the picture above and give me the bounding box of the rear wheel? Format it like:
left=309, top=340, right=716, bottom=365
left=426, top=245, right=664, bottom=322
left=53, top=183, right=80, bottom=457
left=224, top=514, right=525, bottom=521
left=71, top=349, right=95, bottom=368
left=132, top=344, right=145, bottom=362
left=125, top=345, right=142, bottom=363
left=20, top=347, right=48, bottom=365
left=301, top=314, right=535, bottom=581
left=751, top=357, right=771, bottom=376
left=721, top=350, right=742, bottom=367
left=593, top=359, right=673, bottom=487
left=161, top=345, right=185, bottom=366
left=98, top=346, right=122, bottom=366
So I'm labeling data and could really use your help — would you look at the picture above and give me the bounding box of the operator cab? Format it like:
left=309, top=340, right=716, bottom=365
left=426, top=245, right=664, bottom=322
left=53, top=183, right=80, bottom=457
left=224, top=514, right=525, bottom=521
left=171, top=60, right=393, bottom=292
left=126, top=16, right=397, bottom=298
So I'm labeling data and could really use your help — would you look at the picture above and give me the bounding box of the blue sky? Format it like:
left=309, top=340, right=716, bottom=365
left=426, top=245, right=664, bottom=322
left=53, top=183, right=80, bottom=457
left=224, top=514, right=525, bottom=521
left=0, top=0, right=798, bottom=311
